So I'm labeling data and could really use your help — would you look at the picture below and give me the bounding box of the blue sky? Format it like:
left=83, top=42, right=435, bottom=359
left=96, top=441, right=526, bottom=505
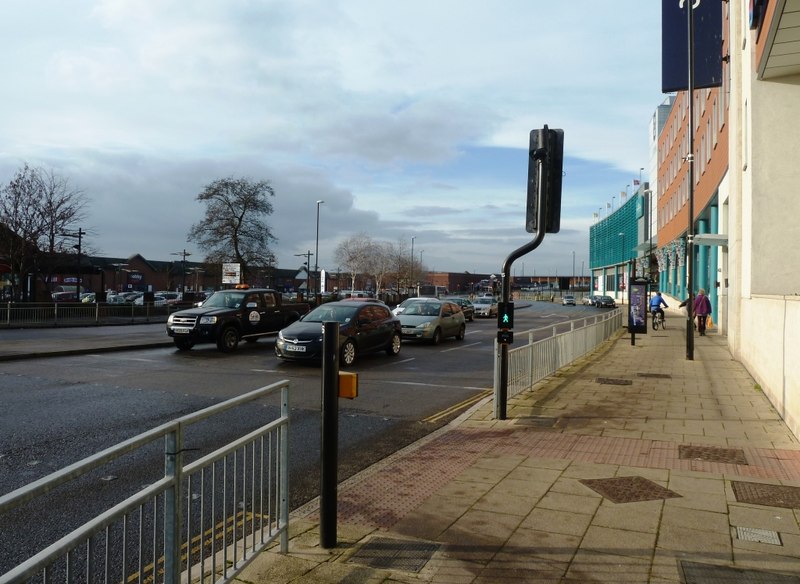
left=0, top=1, right=666, bottom=277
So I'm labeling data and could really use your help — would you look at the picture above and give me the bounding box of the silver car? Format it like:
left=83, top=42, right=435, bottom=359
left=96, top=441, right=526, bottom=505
left=398, top=300, right=466, bottom=344
left=472, top=296, right=498, bottom=318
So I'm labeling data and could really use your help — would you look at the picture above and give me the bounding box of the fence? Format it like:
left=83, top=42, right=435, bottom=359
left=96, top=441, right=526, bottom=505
left=1, top=302, right=182, bottom=327
left=495, top=308, right=623, bottom=400
left=0, top=380, right=291, bottom=584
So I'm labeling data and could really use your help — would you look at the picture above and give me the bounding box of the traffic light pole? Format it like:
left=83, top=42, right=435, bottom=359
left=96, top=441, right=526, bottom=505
left=496, top=150, right=547, bottom=420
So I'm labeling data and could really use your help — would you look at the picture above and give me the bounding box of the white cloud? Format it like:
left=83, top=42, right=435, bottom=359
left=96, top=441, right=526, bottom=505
left=1, top=0, right=665, bottom=277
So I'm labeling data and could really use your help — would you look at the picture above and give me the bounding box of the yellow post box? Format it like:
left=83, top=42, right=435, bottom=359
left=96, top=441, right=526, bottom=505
left=338, top=371, right=358, bottom=399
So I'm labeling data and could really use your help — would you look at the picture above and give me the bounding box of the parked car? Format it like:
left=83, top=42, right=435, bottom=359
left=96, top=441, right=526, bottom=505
left=582, top=295, right=599, bottom=306
left=595, top=295, right=617, bottom=308
left=398, top=299, right=466, bottom=344
left=473, top=296, right=498, bottom=318
left=275, top=300, right=401, bottom=366
left=443, top=297, right=474, bottom=321
left=135, top=294, right=167, bottom=307
left=562, top=294, right=576, bottom=306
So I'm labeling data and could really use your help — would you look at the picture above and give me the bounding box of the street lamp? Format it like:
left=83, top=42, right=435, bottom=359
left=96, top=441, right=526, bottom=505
left=171, top=250, right=192, bottom=292
left=618, top=233, right=625, bottom=302
left=295, top=251, right=313, bottom=298
left=571, top=250, right=575, bottom=291
left=410, top=236, right=416, bottom=291
left=314, top=200, right=324, bottom=297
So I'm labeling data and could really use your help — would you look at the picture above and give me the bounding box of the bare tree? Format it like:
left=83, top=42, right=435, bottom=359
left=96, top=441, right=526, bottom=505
left=0, top=164, right=89, bottom=300
left=187, top=177, right=276, bottom=281
left=367, top=240, right=394, bottom=293
left=334, top=232, right=373, bottom=291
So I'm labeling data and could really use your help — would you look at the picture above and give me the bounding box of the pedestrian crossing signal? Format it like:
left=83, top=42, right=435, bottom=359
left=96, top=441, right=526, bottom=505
left=497, top=302, right=514, bottom=329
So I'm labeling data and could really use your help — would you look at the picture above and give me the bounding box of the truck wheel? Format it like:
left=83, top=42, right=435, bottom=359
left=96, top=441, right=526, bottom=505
left=174, top=338, right=194, bottom=351
left=341, top=339, right=357, bottom=367
left=217, top=327, right=240, bottom=352
left=386, top=332, right=401, bottom=356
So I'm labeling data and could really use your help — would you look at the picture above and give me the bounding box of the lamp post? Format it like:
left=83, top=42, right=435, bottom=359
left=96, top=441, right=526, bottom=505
left=581, top=260, right=585, bottom=291
left=314, top=200, right=324, bottom=297
left=295, top=251, right=313, bottom=298
left=111, top=263, right=128, bottom=293
left=619, top=233, right=625, bottom=303
left=410, top=236, right=416, bottom=292
left=571, top=250, right=575, bottom=292
left=61, top=229, right=86, bottom=297
left=170, top=250, right=192, bottom=292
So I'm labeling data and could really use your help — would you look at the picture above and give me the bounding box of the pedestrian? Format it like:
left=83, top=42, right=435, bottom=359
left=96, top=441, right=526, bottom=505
left=693, top=288, right=712, bottom=336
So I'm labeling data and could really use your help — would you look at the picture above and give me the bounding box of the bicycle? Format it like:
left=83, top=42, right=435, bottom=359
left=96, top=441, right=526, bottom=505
left=651, top=309, right=665, bottom=330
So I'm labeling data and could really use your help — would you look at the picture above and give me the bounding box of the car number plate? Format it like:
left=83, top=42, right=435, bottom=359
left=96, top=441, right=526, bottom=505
left=173, top=327, right=192, bottom=334
left=285, top=344, right=306, bottom=352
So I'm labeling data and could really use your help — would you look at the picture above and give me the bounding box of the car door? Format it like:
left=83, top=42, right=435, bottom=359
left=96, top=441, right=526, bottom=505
left=241, top=292, right=268, bottom=336
left=353, top=305, right=384, bottom=352
left=440, top=302, right=458, bottom=336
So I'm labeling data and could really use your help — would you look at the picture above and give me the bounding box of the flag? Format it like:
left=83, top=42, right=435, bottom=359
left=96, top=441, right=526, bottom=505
left=607, top=203, right=611, bottom=209
left=633, top=179, right=640, bottom=186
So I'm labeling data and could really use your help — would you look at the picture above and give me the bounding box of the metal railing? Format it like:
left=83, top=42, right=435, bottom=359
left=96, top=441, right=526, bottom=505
left=0, top=380, right=291, bottom=584
left=495, top=308, right=623, bottom=399
left=1, top=302, right=182, bottom=327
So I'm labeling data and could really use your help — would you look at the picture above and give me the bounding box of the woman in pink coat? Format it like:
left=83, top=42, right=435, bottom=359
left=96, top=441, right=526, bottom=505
left=693, top=289, right=712, bottom=336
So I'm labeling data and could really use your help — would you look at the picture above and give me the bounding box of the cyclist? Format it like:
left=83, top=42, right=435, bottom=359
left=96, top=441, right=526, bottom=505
left=649, top=291, right=668, bottom=324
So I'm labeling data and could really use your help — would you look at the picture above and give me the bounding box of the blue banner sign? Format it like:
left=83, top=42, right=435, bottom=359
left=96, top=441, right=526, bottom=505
left=662, top=0, right=723, bottom=92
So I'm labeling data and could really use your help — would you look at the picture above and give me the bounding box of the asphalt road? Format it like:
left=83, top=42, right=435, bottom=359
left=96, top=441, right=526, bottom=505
left=0, top=300, right=605, bottom=573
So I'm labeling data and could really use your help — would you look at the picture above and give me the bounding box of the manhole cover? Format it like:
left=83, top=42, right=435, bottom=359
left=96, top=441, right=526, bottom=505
left=732, top=481, right=800, bottom=509
left=579, top=476, right=681, bottom=503
left=736, top=526, right=782, bottom=546
left=526, top=416, right=558, bottom=428
left=348, top=537, right=439, bottom=573
left=680, top=560, right=800, bottom=583
left=636, top=372, right=672, bottom=379
left=595, top=377, right=633, bottom=385
left=679, top=445, right=749, bottom=465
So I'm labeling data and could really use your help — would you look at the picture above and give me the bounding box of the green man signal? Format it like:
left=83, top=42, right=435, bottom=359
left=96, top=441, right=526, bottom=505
left=497, top=302, right=514, bottom=329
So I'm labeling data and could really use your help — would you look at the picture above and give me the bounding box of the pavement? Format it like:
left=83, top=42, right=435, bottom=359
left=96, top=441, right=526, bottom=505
left=3, top=315, right=800, bottom=582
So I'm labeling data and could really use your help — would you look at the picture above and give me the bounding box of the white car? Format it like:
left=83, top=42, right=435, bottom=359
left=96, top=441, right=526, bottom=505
left=472, top=296, right=498, bottom=318
left=392, top=297, right=427, bottom=316
left=562, top=295, right=576, bottom=306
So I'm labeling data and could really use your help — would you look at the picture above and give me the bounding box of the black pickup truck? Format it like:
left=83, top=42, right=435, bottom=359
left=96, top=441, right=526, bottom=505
left=166, top=286, right=310, bottom=352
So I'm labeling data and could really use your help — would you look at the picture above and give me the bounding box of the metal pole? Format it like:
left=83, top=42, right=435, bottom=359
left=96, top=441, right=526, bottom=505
left=315, top=200, right=324, bottom=298
left=410, top=236, right=415, bottom=293
left=320, top=321, right=339, bottom=548
left=686, top=0, right=696, bottom=360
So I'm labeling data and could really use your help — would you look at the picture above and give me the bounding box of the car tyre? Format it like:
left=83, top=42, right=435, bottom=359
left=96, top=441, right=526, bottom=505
left=217, top=327, right=240, bottom=352
left=386, top=332, right=401, bottom=356
left=341, top=339, right=357, bottom=367
left=456, top=324, right=465, bottom=340
left=174, top=338, right=194, bottom=351
left=431, top=327, right=442, bottom=345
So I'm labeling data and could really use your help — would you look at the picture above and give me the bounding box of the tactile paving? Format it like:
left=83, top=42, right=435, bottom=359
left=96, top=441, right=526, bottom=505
left=347, top=537, right=439, bottom=573
left=579, top=475, right=681, bottom=503
left=679, top=444, right=749, bottom=465
left=732, top=481, right=800, bottom=510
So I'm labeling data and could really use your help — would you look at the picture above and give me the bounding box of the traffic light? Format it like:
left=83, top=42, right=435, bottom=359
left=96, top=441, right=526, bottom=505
left=526, top=126, right=564, bottom=234
left=497, top=301, right=514, bottom=329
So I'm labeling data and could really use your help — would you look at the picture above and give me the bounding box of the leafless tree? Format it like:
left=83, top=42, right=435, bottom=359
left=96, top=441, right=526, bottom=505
left=334, top=232, right=373, bottom=291
left=0, top=164, right=89, bottom=300
left=187, top=177, right=276, bottom=282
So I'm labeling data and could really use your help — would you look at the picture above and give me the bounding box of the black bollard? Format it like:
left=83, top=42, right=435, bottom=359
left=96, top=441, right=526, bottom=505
left=320, top=321, right=339, bottom=548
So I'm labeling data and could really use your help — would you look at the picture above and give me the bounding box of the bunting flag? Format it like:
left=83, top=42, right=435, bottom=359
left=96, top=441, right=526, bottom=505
left=633, top=179, right=640, bottom=186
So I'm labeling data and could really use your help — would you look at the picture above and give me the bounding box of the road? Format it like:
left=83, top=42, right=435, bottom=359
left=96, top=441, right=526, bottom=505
left=0, top=300, right=604, bottom=573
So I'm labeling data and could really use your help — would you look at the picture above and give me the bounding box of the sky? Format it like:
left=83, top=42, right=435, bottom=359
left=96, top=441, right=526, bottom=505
left=0, top=1, right=667, bottom=279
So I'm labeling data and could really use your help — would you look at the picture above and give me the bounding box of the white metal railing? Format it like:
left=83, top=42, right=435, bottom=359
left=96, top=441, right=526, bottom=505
left=0, top=381, right=291, bottom=584
left=494, top=309, right=623, bottom=400
left=2, top=302, right=179, bottom=326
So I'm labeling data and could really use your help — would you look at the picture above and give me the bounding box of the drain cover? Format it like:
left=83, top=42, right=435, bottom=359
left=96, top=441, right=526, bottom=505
left=579, top=476, right=681, bottom=504
left=348, top=537, right=439, bottom=573
left=679, top=445, right=749, bottom=465
left=680, top=560, right=800, bottom=583
left=595, top=377, right=633, bottom=385
left=736, top=526, right=782, bottom=546
left=732, top=481, right=800, bottom=510
left=637, top=372, right=672, bottom=379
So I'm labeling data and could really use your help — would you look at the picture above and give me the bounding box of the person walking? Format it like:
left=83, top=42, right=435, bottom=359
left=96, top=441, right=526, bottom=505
left=693, top=288, right=712, bottom=336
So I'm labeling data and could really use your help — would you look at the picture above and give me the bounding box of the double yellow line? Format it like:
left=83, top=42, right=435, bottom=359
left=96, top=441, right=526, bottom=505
left=423, top=389, right=492, bottom=423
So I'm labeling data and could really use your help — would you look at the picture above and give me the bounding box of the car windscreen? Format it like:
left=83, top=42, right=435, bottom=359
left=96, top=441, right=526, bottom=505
left=202, top=291, right=247, bottom=308
left=403, top=302, right=440, bottom=316
left=303, top=305, right=359, bottom=324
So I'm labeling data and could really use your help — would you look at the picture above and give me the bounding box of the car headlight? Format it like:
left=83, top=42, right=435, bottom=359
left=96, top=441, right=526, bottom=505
left=199, top=316, right=217, bottom=325
left=417, top=322, right=432, bottom=330
left=167, top=314, right=174, bottom=324
left=278, top=331, right=284, bottom=340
